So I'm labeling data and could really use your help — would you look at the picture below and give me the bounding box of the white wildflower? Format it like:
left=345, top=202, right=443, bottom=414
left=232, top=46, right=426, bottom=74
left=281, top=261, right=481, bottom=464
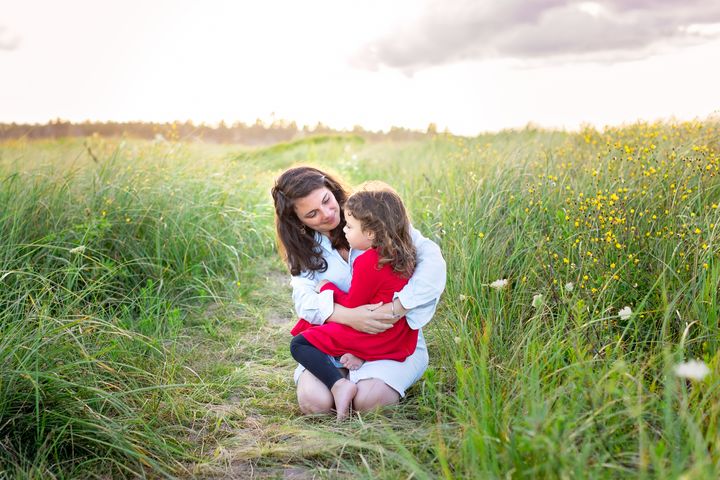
left=532, top=294, right=543, bottom=308
left=618, top=306, right=632, bottom=321
left=69, top=245, right=86, bottom=255
left=674, top=360, right=710, bottom=381
left=564, top=282, right=574, bottom=292
left=459, top=294, right=468, bottom=301
left=489, top=279, right=508, bottom=290
left=453, top=336, right=462, bottom=345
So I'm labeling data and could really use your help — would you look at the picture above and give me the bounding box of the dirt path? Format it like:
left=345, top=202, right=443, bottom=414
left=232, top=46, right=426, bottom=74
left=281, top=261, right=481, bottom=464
left=184, top=266, right=327, bottom=479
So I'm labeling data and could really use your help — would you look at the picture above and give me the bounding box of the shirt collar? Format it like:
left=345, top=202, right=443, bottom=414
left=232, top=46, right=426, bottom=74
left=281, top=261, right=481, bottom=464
left=314, top=231, right=364, bottom=262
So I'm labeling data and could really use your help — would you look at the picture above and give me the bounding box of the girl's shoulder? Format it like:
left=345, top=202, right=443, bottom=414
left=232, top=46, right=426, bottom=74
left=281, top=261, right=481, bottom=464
left=355, top=248, right=396, bottom=276
left=355, top=248, right=380, bottom=267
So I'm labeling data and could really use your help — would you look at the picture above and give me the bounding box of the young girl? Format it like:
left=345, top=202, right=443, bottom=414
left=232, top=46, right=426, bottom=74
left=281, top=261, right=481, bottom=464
left=289, top=183, right=418, bottom=420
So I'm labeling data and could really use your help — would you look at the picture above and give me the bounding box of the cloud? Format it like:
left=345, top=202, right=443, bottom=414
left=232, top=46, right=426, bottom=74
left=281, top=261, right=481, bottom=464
left=0, top=26, right=20, bottom=51
left=351, top=0, right=720, bottom=71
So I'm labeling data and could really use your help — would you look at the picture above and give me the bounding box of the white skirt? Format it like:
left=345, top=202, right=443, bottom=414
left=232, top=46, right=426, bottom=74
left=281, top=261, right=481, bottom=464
left=293, top=330, right=429, bottom=398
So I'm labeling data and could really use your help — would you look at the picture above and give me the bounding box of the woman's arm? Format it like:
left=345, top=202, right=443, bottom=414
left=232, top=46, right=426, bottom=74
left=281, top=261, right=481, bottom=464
left=290, top=273, right=334, bottom=325
left=395, top=226, right=447, bottom=329
left=291, top=271, right=395, bottom=333
left=327, top=303, right=396, bottom=334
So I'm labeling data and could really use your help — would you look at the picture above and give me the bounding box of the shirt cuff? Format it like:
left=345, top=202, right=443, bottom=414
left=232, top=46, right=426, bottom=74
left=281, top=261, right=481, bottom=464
left=317, top=289, right=334, bottom=323
left=395, top=289, right=421, bottom=310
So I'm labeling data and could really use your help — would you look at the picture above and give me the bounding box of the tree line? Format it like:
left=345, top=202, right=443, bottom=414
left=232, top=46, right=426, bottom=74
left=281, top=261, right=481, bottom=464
left=0, top=119, right=442, bottom=145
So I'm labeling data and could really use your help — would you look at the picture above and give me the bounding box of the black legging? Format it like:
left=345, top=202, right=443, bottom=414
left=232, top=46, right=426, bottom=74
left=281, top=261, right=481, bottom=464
left=290, top=334, right=344, bottom=390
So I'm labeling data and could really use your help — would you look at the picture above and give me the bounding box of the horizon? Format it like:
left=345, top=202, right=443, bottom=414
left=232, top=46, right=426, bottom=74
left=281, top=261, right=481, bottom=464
left=3, top=114, right=720, bottom=138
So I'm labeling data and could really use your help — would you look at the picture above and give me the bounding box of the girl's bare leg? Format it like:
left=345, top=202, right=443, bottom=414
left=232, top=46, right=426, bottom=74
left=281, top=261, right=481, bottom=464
left=352, top=379, right=400, bottom=412
left=296, top=370, right=333, bottom=414
left=330, top=378, right=358, bottom=421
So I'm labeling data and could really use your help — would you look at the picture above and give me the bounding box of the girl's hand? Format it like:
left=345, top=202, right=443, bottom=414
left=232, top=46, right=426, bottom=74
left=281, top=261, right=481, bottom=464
left=315, top=279, right=330, bottom=293
left=340, top=353, right=364, bottom=370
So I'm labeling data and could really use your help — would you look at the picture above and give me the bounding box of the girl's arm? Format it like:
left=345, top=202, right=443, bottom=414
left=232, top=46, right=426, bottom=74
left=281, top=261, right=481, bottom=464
left=320, top=252, right=399, bottom=334
left=319, top=251, right=379, bottom=308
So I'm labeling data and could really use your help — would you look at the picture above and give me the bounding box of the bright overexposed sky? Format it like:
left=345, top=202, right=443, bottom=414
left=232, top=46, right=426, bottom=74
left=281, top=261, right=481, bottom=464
left=1, top=0, right=719, bottom=135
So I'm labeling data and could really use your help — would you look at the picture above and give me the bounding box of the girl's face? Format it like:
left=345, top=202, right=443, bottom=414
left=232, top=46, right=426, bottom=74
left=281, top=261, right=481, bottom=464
left=293, top=187, right=341, bottom=236
left=343, top=212, right=374, bottom=250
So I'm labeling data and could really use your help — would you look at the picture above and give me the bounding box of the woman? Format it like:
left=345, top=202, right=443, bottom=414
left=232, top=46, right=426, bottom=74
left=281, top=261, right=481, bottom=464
left=272, top=166, right=446, bottom=414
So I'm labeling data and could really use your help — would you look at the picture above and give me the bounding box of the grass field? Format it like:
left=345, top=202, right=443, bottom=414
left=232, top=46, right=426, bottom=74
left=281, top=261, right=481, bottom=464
left=0, top=121, right=719, bottom=478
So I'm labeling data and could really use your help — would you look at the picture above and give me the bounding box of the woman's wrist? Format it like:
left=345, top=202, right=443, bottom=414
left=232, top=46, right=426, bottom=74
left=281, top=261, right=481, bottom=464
left=391, top=298, right=408, bottom=317
left=327, top=304, right=353, bottom=327
left=375, top=299, right=407, bottom=322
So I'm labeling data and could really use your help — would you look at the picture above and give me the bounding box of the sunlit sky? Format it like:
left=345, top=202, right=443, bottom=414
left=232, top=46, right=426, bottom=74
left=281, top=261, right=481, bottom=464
left=1, top=0, right=719, bottom=135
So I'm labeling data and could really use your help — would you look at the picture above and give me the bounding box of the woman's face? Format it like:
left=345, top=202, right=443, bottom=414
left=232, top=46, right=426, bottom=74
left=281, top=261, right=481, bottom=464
left=293, top=187, right=341, bottom=235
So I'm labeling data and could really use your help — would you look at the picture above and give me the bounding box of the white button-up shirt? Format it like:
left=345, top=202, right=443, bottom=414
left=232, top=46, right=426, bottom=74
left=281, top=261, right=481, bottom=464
left=289, top=226, right=446, bottom=347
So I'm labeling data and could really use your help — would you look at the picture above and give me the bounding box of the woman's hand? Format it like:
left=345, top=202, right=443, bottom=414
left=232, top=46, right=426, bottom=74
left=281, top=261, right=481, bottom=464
left=352, top=303, right=395, bottom=334
left=330, top=300, right=406, bottom=334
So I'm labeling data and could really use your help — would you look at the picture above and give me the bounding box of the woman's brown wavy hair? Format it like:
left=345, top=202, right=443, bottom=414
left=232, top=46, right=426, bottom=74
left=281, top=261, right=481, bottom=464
left=271, top=166, right=350, bottom=276
left=345, top=183, right=416, bottom=278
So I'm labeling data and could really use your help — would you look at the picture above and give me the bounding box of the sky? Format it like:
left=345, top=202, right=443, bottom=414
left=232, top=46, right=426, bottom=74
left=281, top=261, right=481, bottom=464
left=1, top=0, right=719, bottom=135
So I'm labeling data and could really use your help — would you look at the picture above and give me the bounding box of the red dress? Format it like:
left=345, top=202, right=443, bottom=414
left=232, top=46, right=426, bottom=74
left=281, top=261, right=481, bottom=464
left=290, top=249, right=418, bottom=362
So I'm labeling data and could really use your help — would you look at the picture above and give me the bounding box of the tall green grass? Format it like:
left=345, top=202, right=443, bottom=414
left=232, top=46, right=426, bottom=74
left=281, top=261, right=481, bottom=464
left=343, top=122, right=720, bottom=478
left=0, top=137, right=274, bottom=477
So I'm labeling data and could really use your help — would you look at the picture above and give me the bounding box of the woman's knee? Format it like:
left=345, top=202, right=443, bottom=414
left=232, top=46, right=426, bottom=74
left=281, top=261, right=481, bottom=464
left=297, top=371, right=333, bottom=414
left=298, top=391, right=333, bottom=414
left=353, top=379, right=400, bottom=412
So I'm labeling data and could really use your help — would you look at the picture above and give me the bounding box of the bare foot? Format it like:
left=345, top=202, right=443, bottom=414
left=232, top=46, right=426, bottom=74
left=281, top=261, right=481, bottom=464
left=330, top=378, right=358, bottom=421
left=340, top=353, right=365, bottom=370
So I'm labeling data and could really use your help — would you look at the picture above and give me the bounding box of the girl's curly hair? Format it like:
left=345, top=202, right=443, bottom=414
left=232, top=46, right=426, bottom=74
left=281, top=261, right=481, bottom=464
left=345, top=182, right=415, bottom=278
